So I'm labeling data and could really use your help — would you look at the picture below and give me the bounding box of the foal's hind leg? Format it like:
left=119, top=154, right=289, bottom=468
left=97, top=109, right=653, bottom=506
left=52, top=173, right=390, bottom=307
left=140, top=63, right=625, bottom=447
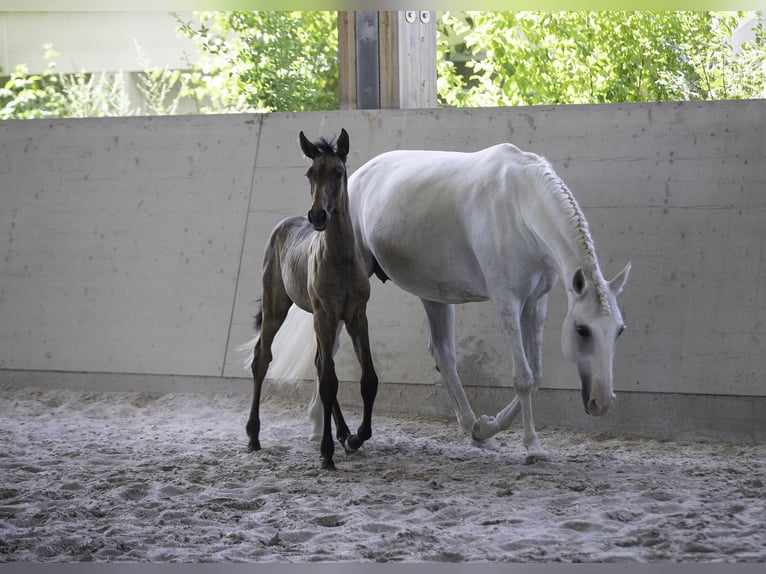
left=343, top=305, right=379, bottom=452
left=246, top=295, right=291, bottom=452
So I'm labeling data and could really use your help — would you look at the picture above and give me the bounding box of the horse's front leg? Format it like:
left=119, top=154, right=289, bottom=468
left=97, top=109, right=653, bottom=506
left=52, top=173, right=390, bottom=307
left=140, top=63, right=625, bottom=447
left=344, top=305, right=379, bottom=452
left=314, top=313, right=341, bottom=470
left=491, top=294, right=549, bottom=463
left=481, top=287, right=551, bottom=437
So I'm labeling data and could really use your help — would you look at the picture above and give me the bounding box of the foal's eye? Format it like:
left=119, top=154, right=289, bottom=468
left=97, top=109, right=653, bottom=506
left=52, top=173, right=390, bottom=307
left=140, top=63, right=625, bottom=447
left=576, top=325, right=592, bottom=339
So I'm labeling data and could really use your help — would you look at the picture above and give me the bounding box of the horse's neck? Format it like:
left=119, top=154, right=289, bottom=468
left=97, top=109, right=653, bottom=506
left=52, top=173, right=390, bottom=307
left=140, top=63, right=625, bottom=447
left=524, top=176, right=602, bottom=287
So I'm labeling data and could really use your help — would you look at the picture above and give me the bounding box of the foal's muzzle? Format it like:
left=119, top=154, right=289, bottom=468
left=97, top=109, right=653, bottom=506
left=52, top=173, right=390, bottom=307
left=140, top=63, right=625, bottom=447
left=308, top=209, right=329, bottom=231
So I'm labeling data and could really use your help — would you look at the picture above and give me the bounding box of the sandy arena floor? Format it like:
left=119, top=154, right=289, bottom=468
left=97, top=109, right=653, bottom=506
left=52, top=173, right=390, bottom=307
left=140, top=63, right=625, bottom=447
left=0, top=384, right=764, bottom=563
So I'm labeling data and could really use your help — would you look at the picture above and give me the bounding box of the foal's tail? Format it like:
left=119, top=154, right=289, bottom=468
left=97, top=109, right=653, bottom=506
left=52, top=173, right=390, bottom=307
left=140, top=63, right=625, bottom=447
left=236, top=303, right=317, bottom=387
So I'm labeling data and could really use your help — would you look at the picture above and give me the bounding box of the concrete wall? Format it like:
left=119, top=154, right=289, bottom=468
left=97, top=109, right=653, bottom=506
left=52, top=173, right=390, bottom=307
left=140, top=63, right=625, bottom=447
left=1, top=101, right=764, bottom=442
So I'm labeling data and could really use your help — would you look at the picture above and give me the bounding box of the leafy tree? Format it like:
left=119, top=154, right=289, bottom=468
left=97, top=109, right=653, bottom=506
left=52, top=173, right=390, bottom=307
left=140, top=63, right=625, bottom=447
left=437, top=11, right=765, bottom=106
left=174, top=11, right=338, bottom=113
left=0, top=44, right=66, bottom=119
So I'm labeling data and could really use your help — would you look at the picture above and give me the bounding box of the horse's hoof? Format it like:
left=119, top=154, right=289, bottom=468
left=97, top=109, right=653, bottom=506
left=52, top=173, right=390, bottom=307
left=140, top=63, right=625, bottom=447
left=248, top=440, right=261, bottom=452
left=524, top=449, right=549, bottom=465
left=471, top=415, right=498, bottom=442
left=321, top=459, right=337, bottom=471
left=308, top=432, right=322, bottom=443
left=470, top=436, right=499, bottom=450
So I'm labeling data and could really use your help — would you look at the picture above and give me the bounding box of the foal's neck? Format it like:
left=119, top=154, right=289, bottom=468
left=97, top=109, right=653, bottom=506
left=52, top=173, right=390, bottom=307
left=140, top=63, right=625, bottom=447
left=321, top=184, right=357, bottom=257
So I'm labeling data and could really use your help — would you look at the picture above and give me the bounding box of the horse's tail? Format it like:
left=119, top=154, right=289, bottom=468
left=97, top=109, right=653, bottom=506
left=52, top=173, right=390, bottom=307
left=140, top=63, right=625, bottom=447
left=236, top=303, right=317, bottom=387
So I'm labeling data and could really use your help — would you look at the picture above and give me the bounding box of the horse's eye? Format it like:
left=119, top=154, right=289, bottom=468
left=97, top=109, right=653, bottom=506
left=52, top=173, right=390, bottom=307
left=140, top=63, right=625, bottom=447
left=576, top=325, right=592, bottom=339
left=617, top=325, right=626, bottom=338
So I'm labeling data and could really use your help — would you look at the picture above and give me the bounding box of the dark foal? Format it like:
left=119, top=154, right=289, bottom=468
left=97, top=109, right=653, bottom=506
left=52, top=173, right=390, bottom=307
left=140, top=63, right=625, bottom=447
left=245, top=128, right=379, bottom=470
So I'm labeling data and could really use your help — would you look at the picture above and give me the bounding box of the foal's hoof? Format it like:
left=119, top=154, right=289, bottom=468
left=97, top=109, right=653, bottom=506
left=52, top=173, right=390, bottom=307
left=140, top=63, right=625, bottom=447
left=321, top=459, right=337, bottom=471
left=344, top=434, right=364, bottom=454
left=248, top=440, right=261, bottom=452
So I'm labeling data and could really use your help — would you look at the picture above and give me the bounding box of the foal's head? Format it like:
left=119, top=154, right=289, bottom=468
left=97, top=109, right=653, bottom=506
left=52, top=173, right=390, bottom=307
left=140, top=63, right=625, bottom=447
left=299, top=129, right=350, bottom=231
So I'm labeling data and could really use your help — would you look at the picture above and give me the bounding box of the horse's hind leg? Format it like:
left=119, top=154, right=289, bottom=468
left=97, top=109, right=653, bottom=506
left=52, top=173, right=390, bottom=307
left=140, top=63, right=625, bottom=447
left=344, top=306, right=378, bottom=452
left=246, top=294, right=291, bottom=452
left=421, top=299, right=478, bottom=437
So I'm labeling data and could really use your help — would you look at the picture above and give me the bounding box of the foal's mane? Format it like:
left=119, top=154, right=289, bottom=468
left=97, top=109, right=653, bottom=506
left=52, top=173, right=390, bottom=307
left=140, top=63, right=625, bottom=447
left=533, top=157, right=611, bottom=315
left=313, top=136, right=342, bottom=158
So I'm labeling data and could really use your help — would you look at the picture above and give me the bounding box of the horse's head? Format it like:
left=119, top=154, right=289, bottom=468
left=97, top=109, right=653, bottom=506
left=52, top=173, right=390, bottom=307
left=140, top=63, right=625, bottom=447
left=561, top=263, right=631, bottom=417
left=299, top=129, right=350, bottom=231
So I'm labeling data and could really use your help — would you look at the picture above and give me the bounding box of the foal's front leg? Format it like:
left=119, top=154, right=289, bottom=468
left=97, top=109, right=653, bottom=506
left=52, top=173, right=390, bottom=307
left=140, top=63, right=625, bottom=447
left=314, top=313, right=341, bottom=470
left=308, top=322, right=350, bottom=444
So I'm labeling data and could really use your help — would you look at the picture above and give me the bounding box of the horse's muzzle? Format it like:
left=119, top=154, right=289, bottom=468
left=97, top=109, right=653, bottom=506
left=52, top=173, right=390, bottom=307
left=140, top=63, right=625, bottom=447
left=584, top=393, right=616, bottom=417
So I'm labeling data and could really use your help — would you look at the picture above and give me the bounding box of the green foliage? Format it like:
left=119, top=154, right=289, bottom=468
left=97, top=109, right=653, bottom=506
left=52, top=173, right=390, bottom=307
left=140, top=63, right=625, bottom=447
left=437, top=11, right=766, bottom=106
left=59, top=71, right=134, bottom=118
left=2, top=12, right=762, bottom=119
left=0, top=44, right=138, bottom=119
left=0, top=42, right=190, bottom=119
left=174, top=11, right=338, bottom=113
left=0, top=44, right=66, bottom=119
left=134, top=40, right=183, bottom=116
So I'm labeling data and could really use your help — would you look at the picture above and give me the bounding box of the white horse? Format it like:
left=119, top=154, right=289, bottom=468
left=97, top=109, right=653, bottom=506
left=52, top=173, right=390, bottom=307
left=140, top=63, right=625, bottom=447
left=260, top=142, right=631, bottom=462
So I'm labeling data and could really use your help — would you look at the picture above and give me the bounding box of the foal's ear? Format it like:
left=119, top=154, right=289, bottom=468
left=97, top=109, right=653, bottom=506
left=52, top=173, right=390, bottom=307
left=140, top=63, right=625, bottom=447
left=572, top=267, right=588, bottom=297
left=336, top=128, right=349, bottom=163
left=609, top=262, right=632, bottom=297
left=299, top=131, right=317, bottom=159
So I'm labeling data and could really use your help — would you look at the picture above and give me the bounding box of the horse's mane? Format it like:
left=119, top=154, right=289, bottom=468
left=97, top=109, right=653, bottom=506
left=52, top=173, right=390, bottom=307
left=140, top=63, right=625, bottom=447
left=533, top=157, right=611, bottom=315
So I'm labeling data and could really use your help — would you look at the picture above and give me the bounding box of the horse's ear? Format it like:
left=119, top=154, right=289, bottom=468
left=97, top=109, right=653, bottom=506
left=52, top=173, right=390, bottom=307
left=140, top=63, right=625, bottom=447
left=299, top=131, right=317, bottom=159
left=336, top=128, right=349, bottom=162
left=609, top=262, right=632, bottom=297
left=572, top=267, right=588, bottom=297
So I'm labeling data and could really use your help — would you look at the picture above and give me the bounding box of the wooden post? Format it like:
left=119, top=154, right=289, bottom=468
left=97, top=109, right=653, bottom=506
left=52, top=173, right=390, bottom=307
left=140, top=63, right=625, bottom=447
left=397, top=11, right=437, bottom=109
left=337, top=10, right=436, bottom=110
left=338, top=12, right=356, bottom=110
left=355, top=11, right=380, bottom=109
left=378, top=11, right=400, bottom=109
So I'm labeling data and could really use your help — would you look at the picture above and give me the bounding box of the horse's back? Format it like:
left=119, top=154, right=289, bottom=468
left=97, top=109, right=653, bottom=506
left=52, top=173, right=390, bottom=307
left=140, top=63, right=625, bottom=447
left=348, top=144, right=543, bottom=303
